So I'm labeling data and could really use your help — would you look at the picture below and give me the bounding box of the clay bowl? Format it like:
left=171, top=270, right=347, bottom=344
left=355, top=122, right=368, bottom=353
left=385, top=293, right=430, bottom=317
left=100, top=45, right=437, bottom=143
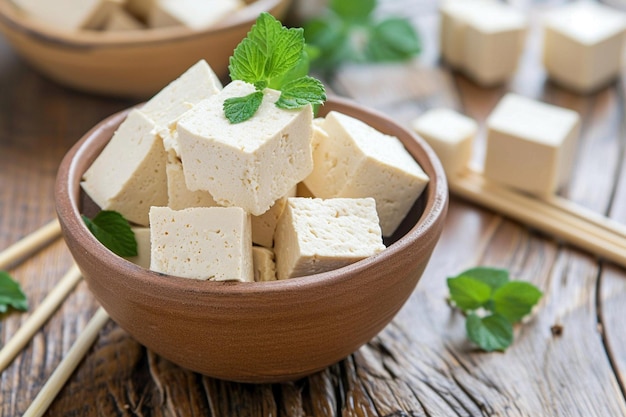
left=0, top=0, right=290, bottom=98
left=55, top=97, right=448, bottom=383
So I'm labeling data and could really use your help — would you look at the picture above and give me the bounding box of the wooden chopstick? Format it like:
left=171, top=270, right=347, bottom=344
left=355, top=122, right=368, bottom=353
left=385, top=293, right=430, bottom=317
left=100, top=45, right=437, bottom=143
left=0, top=219, right=62, bottom=270
left=450, top=171, right=626, bottom=268
left=22, top=307, right=109, bottom=417
left=0, top=264, right=83, bottom=372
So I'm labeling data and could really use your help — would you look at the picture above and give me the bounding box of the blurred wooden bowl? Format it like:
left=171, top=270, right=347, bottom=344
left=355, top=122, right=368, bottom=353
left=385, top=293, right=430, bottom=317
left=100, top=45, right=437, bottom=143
left=0, top=0, right=291, bottom=98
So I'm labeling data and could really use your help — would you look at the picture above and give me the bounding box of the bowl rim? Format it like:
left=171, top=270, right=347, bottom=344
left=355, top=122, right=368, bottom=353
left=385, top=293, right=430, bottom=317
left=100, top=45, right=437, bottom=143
left=0, top=0, right=286, bottom=48
left=55, top=95, right=448, bottom=298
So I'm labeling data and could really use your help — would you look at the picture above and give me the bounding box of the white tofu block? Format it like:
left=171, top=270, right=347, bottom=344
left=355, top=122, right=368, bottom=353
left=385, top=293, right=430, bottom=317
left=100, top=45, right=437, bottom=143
left=542, top=2, right=626, bottom=93
left=149, top=206, right=253, bottom=281
left=149, top=0, right=244, bottom=30
left=141, top=60, right=223, bottom=155
left=274, top=198, right=386, bottom=279
left=304, top=111, right=429, bottom=236
left=177, top=80, right=314, bottom=216
left=411, top=108, right=477, bottom=176
left=166, top=155, right=217, bottom=210
left=484, top=94, right=580, bottom=196
left=253, top=246, right=277, bottom=282
left=127, top=227, right=151, bottom=269
left=104, top=6, right=145, bottom=31
left=13, top=0, right=122, bottom=30
left=81, top=109, right=168, bottom=226
left=251, top=186, right=296, bottom=248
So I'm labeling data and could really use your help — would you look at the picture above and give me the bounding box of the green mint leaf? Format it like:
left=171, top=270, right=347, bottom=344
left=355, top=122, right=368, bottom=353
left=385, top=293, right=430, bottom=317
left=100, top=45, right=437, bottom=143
left=466, top=313, right=513, bottom=352
left=493, top=281, right=543, bottom=323
left=330, top=0, right=376, bottom=21
left=447, top=276, right=492, bottom=312
left=0, top=271, right=28, bottom=312
left=268, top=49, right=311, bottom=89
left=275, top=76, right=326, bottom=109
left=83, top=211, right=137, bottom=257
left=223, top=91, right=264, bottom=124
left=366, top=17, right=421, bottom=62
left=457, top=267, right=509, bottom=291
left=229, top=37, right=268, bottom=84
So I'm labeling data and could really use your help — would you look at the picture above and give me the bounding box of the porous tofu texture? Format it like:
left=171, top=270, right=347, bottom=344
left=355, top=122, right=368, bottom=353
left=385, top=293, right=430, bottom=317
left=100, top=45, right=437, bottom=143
left=274, top=197, right=386, bottom=279
left=150, top=0, right=244, bottom=30
left=304, top=111, right=429, bottom=236
left=81, top=109, right=168, bottom=226
left=177, top=80, right=314, bottom=216
left=166, top=155, right=217, bottom=210
left=149, top=206, right=253, bottom=281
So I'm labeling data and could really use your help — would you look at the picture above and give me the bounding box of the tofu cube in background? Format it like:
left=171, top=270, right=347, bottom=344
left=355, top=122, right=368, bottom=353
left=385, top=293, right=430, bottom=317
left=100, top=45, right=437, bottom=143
left=81, top=109, right=168, bottom=226
left=542, top=2, right=626, bottom=93
left=253, top=246, right=277, bottom=282
left=104, top=6, right=145, bottom=31
left=411, top=108, right=477, bottom=177
left=149, top=206, right=253, bottom=281
left=252, top=186, right=297, bottom=248
left=127, top=227, right=151, bottom=269
left=166, top=155, right=217, bottom=210
left=274, top=198, right=386, bottom=280
left=177, top=80, right=314, bottom=216
left=484, top=94, right=580, bottom=197
left=13, top=0, right=123, bottom=30
left=141, top=59, right=223, bottom=155
left=303, top=111, right=429, bottom=236
left=149, top=0, right=244, bottom=30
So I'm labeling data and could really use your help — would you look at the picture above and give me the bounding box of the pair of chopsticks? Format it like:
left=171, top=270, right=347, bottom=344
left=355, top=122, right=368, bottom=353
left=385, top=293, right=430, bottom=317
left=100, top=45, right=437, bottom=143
left=449, top=168, right=626, bottom=267
left=0, top=219, right=110, bottom=417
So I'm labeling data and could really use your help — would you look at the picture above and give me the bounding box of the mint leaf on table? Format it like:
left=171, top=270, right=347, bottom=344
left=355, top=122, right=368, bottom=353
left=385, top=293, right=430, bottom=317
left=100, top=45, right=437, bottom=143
left=225, top=12, right=326, bottom=124
left=82, top=211, right=137, bottom=258
left=0, top=271, right=28, bottom=313
left=447, top=266, right=542, bottom=352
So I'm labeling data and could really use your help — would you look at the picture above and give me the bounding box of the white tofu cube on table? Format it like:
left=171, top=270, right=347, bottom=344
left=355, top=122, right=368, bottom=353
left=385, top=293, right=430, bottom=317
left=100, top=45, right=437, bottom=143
left=149, top=206, right=253, bottom=281
left=484, top=94, right=580, bottom=197
left=411, top=108, right=477, bottom=176
left=304, top=111, right=429, bottom=236
left=177, top=80, right=314, bottom=217
left=542, top=2, right=626, bottom=93
left=274, top=198, right=386, bottom=280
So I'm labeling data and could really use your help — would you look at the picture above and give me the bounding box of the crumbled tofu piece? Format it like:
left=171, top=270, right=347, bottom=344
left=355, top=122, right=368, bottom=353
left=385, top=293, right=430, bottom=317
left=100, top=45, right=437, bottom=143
left=104, top=6, right=145, bottom=31
left=274, top=197, right=385, bottom=279
left=149, top=206, right=253, bottom=281
left=411, top=108, right=477, bottom=176
left=13, top=0, right=123, bottom=30
left=542, top=2, right=626, bottom=93
left=141, top=59, right=222, bottom=155
left=81, top=109, right=168, bottom=226
left=166, top=154, right=217, bottom=210
left=177, top=80, right=314, bottom=216
left=253, top=246, right=277, bottom=282
left=127, top=227, right=151, bottom=268
left=304, top=111, right=429, bottom=236
left=251, top=185, right=296, bottom=248
left=484, top=94, right=580, bottom=196
left=149, top=0, right=244, bottom=30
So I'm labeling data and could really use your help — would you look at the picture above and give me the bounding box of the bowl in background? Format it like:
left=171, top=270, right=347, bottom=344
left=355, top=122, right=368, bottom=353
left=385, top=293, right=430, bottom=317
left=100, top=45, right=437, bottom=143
left=55, top=96, right=448, bottom=383
left=0, top=0, right=290, bottom=98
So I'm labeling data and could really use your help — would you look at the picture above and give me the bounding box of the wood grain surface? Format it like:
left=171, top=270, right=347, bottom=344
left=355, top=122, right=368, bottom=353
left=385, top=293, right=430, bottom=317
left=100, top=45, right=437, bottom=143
left=2, top=0, right=626, bottom=415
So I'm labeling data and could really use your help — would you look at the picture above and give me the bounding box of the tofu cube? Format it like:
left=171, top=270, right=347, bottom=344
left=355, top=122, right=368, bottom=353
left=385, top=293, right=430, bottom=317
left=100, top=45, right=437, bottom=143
left=81, top=109, right=168, bottom=226
left=274, top=198, right=386, bottom=279
left=127, top=227, right=151, bottom=269
left=484, top=94, right=580, bottom=196
left=149, top=206, right=253, bottom=281
left=166, top=155, right=217, bottom=210
left=149, top=0, right=244, bottom=30
left=411, top=108, right=477, bottom=176
left=177, top=80, right=314, bottom=216
left=13, top=0, right=122, bottom=30
left=251, top=186, right=296, bottom=248
left=303, top=111, right=429, bottom=236
left=253, top=246, right=277, bottom=282
left=542, top=2, right=626, bottom=93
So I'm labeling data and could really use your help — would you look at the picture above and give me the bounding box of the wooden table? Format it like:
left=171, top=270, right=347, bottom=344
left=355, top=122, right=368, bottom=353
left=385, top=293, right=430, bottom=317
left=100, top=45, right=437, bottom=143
left=2, top=1, right=626, bottom=415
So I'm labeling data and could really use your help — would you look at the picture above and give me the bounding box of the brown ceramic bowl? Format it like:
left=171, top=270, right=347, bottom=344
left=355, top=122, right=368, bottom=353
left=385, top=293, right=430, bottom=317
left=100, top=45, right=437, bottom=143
left=0, top=0, right=290, bottom=98
left=55, top=97, right=448, bottom=383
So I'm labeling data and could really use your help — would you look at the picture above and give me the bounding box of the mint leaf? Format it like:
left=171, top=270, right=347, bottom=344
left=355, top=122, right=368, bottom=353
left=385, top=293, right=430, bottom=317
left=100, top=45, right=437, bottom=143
left=224, top=92, right=264, bottom=124
left=330, top=0, right=376, bottom=21
left=493, top=281, right=543, bottom=323
left=458, top=267, right=509, bottom=291
left=0, top=271, right=28, bottom=313
left=229, top=37, right=268, bottom=84
left=83, top=211, right=137, bottom=257
left=447, top=276, right=492, bottom=312
left=366, top=17, right=421, bottom=62
left=276, top=76, right=326, bottom=109
left=466, top=313, right=513, bottom=352
left=269, top=49, right=311, bottom=89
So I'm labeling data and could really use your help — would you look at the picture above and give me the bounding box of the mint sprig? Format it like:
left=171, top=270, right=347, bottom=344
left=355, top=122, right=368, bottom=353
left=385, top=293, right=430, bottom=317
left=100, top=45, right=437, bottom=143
left=447, top=267, right=542, bottom=352
left=225, top=12, right=326, bottom=124
left=82, top=210, right=137, bottom=258
left=0, top=271, right=28, bottom=313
